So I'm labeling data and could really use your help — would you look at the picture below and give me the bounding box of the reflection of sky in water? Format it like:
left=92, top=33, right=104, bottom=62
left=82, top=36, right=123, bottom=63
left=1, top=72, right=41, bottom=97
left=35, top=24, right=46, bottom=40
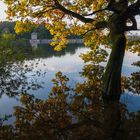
left=0, top=47, right=140, bottom=122
left=122, top=51, right=140, bottom=76
left=26, top=48, right=88, bottom=99
left=120, top=51, right=140, bottom=112
left=121, top=93, right=140, bottom=112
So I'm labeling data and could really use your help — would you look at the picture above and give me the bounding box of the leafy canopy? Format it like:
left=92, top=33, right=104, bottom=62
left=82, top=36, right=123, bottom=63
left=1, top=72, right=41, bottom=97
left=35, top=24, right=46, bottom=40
left=3, top=0, right=140, bottom=50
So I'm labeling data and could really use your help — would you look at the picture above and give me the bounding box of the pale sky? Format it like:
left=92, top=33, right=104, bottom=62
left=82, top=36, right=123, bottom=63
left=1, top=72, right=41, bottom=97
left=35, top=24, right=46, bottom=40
left=0, top=2, right=7, bottom=21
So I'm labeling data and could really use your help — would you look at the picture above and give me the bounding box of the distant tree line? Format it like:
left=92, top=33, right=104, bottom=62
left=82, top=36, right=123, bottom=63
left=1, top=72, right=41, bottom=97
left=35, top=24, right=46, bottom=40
left=0, top=21, right=52, bottom=39
left=0, top=21, right=80, bottom=39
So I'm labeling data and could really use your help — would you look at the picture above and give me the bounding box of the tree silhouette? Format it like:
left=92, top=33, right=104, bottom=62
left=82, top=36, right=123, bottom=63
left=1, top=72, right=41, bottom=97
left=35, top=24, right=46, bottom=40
left=4, top=0, right=140, bottom=101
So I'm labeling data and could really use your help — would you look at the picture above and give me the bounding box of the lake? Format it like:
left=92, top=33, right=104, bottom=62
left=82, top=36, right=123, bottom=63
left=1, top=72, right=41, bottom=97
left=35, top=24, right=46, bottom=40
left=0, top=43, right=139, bottom=124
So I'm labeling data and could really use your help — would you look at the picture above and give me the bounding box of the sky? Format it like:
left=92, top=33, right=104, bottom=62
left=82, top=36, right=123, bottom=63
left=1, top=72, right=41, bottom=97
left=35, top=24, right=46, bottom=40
left=0, top=2, right=7, bottom=21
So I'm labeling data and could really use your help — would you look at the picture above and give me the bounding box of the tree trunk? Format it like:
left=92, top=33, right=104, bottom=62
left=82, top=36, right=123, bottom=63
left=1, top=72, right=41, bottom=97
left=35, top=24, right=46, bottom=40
left=102, top=28, right=126, bottom=140
left=102, top=32, right=126, bottom=101
left=102, top=101, right=122, bottom=140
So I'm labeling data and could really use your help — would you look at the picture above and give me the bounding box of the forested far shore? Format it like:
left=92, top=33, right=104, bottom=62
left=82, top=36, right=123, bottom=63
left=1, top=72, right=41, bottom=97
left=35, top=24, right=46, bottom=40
left=0, top=21, right=52, bottom=39
left=0, top=21, right=81, bottom=40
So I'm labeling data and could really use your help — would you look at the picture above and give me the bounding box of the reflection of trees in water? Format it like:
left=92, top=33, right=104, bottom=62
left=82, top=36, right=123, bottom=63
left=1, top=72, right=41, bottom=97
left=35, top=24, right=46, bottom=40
left=0, top=40, right=84, bottom=98
left=32, top=44, right=84, bottom=59
left=0, top=39, right=84, bottom=59
left=0, top=63, right=28, bottom=97
left=122, top=61, right=140, bottom=94
left=0, top=47, right=140, bottom=140
left=0, top=73, right=140, bottom=139
left=0, top=40, right=44, bottom=98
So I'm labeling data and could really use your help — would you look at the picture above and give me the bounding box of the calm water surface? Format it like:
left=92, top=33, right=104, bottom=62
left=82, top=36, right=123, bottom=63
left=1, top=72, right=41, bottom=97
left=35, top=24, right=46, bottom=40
left=0, top=45, right=139, bottom=123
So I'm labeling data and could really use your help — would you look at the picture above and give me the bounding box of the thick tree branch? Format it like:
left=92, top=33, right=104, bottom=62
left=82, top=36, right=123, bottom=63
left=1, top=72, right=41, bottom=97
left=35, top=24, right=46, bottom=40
left=125, top=16, right=138, bottom=31
left=53, top=0, right=94, bottom=23
left=106, top=0, right=128, bottom=13
left=127, top=0, right=140, bottom=16
left=123, top=0, right=140, bottom=31
left=130, top=0, right=140, bottom=9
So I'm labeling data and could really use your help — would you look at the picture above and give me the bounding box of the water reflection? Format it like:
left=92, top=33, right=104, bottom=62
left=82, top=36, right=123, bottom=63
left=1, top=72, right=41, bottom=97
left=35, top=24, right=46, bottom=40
left=0, top=63, right=139, bottom=140
left=0, top=42, right=86, bottom=119
left=0, top=40, right=140, bottom=139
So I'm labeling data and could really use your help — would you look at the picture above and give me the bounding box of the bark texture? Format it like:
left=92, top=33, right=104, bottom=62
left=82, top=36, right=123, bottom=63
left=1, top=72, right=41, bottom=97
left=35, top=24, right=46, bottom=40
left=102, top=13, right=126, bottom=102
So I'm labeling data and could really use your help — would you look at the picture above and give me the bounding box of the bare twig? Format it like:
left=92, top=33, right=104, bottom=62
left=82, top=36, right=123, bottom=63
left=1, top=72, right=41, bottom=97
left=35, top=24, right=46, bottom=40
left=83, top=8, right=108, bottom=16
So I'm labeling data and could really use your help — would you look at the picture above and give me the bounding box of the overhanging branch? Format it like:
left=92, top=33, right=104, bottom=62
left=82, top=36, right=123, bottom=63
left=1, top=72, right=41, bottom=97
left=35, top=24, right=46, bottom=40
left=53, top=0, right=94, bottom=23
